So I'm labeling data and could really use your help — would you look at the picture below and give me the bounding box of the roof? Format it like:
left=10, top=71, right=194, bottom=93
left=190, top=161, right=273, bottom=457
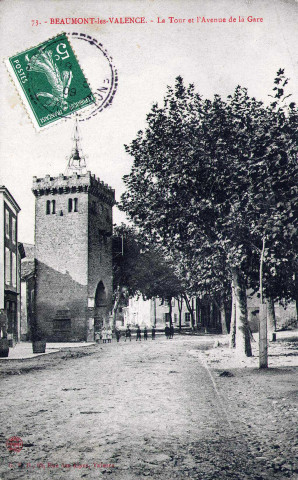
left=21, top=243, right=35, bottom=280
left=0, top=186, right=21, bottom=213
left=21, top=260, right=35, bottom=280
left=22, top=243, right=35, bottom=259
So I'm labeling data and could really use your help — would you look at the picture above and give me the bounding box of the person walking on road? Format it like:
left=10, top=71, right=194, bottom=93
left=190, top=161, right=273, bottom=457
left=125, top=326, right=131, bottom=342
left=115, top=327, right=121, bottom=342
left=102, top=327, right=107, bottom=344
left=144, top=327, right=148, bottom=340
left=107, top=327, right=112, bottom=343
left=151, top=326, right=156, bottom=340
left=165, top=324, right=170, bottom=339
left=136, top=326, right=141, bottom=341
left=170, top=324, right=174, bottom=339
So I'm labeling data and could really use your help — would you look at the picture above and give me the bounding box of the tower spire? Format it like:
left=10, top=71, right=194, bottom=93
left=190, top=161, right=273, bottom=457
left=65, top=117, right=87, bottom=175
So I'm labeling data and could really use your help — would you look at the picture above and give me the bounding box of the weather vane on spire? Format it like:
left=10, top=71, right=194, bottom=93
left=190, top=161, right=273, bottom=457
left=65, top=117, right=87, bottom=175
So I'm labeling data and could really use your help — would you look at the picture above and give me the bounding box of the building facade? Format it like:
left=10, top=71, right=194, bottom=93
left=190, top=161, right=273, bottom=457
left=123, top=297, right=194, bottom=329
left=32, top=127, right=115, bottom=341
left=123, top=294, right=297, bottom=333
left=0, top=186, right=22, bottom=345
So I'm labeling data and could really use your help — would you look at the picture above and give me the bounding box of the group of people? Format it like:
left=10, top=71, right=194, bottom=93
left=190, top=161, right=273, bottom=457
left=95, top=324, right=175, bottom=343
left=95, top=327, right=112, bottom=344
left=126, top=325, right=156, bottom=341
left=165, top=324, right=174, bottom=339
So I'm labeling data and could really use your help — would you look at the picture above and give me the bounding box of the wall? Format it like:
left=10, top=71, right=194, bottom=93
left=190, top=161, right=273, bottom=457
left=0, top=192, right=4, bottom=310
left=0, top=188, right=21, bottom=342
left=20, top=279, right=27, bottom=340
left=33, top=172, right=115, bottom=341
left=87, top=193, right=113, bottom=336
left=124, top=297, right=151, bottom=327
left=124, top=297, right=193, bottom=328
left=34, top=187, right=89, bottom=341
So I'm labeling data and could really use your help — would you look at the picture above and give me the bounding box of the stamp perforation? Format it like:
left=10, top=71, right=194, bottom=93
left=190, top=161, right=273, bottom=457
left=4, top=32, right=98, bottom=132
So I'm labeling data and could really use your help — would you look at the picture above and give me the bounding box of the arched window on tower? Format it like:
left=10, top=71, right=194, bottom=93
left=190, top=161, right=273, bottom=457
left=52, top=200, right=56, bottom=214
left=46, top=200, right=51, bottom=215
left=74, top=198, right=78, bottom=212
left=68, top=198, right=73, bottom=212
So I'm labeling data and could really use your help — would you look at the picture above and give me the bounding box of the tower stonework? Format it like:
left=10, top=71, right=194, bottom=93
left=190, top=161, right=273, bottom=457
left=32, top=171, right=115, bottom=341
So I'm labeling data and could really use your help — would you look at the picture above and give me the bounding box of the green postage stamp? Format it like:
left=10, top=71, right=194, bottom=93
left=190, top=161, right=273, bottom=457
left=5, top=33, right=95, bottom=130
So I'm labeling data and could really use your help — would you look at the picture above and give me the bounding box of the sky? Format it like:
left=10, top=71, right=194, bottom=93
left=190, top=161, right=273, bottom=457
left=0, top=0, right=297, bottom=244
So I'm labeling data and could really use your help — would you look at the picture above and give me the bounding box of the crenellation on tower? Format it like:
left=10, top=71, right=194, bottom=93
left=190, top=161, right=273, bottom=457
left=32, top=171, right=115, bottom=205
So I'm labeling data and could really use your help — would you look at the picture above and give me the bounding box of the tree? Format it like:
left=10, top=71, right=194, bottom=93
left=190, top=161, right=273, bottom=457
left=120, top=74, right=297, bottom=356
left=240, top=69, right=297, bottom=349
left=121, top=78, right=252, bottom=355
left=172, top=245, right=232, bottom=332
left=112, top=224, right=185, bottom=326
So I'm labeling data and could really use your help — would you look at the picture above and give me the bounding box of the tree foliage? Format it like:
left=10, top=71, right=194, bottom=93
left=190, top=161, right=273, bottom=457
left=120, top=72, right=297, bottom=355
left=113, top=224, right=184, bottom=301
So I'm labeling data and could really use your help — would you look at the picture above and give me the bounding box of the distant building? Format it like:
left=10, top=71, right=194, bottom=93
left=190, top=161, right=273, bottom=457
left=122, top=296, right=151, bottom=327
left=0, top=186, right=23, bottom=345
left=123, top=293, right=297, bottom=333
left=32, top=123, right=115, bottom=341
left=123, top=297, right=197, bottom=329
left=247, top=291, right=297, bottom=332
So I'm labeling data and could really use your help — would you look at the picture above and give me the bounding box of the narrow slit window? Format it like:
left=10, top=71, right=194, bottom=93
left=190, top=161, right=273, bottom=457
left=5, top=247, right=11, bottom=285
left=46, top=200, right=51, bottom=215
left=74, top=198, right=78, bottom=212
left=11, top=217, right=16, bottom=244
left=5, top=209, right=10, bottom=238
left=11, top=252, right=16, bottom=288
left=68, top=198, right=73, bottom=212
left=52, top=200, right=56, bottom=214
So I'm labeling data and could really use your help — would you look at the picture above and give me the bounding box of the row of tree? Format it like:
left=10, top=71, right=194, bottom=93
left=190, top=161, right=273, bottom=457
left=112, top=225, right=229, bottom=332
left=112, top=224, right=185, bottom=327
left=116, top=70, right=297, bottom=357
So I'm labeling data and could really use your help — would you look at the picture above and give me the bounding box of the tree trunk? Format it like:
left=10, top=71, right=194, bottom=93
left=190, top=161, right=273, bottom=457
left=168, top=297, right=173, bottom=326
left=191, top=298, right=195, bottom=330
left=112, top=286, right=122, bottom=330
left=231, top=267, right=252, bottom=357
left=259, top=236, right=268, bottom=367
left=183, top=294, right=195, bottom=331
left=259, top=303, right=268, bottom=368
left=196, top=297, right=201, bottom=330
left=267, top=297, right=276, bottom=341
left=205, top=303, right=210, bottom=332
left=219, top=295, right=228, bottom=335
left=229, top=281, right=236, bottom=348
left=153, top=297, right=157, bottom=327
left=201, top=304, right=206, bottom=329
left=295, top=273, right=298, bottom=320
left=177, top=297, right=183, bottom=331
left=224, top=300, right=231, bottom=333
left=210, top=302, right=214, bottom=328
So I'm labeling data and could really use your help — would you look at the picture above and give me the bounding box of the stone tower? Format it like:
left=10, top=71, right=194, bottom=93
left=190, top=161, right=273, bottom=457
left=32, top=123, right=115, bottom=341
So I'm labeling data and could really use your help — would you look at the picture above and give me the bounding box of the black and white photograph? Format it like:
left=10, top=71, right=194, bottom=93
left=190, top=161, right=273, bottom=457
left=0, top=1, right=297, bottom=479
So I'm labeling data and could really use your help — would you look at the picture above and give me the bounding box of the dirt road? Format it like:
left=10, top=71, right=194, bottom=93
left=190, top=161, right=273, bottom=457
left=0, top=335, right=297, bottom=479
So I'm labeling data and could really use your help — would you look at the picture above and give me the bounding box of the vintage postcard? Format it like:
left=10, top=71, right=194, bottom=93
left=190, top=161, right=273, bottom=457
left=0, top=1, right=297, bottom=479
